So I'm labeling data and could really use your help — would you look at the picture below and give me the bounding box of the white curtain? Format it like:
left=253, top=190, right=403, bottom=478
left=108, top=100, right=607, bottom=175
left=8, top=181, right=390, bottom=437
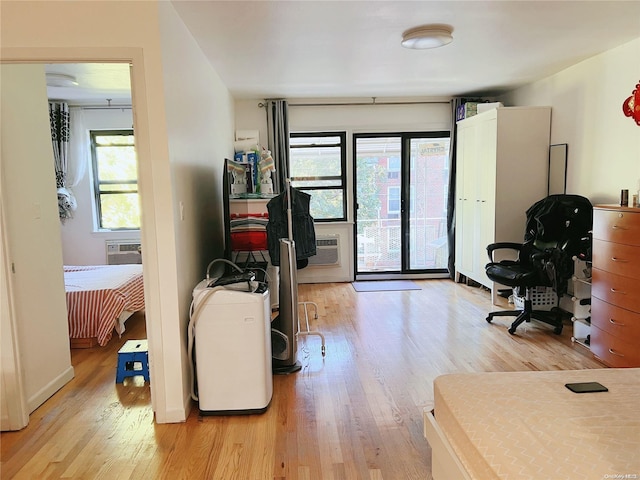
left=68, top=107, right=87, bottom=190
left=265, top=99, right=290, bottom=194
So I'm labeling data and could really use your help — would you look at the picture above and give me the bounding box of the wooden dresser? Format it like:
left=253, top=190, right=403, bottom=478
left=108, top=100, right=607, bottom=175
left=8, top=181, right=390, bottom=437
left=591, top=205, right=640, bottom=367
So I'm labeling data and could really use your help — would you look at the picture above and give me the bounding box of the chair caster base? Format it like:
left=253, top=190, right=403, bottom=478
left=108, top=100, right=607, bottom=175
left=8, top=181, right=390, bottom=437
left=508, top=327, right=517, bottom=335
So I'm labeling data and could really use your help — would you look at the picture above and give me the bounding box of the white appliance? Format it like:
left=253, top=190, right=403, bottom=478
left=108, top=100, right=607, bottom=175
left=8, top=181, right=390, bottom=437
left=190, top=278, right=272, bottom=415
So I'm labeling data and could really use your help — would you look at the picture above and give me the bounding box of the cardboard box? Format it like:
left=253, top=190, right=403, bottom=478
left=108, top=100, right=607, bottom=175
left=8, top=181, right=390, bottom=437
left=456, top=102, right=479, bottom=121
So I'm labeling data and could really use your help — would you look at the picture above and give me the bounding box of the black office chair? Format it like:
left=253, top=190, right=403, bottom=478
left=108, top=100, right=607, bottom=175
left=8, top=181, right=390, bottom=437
left=485, top=194, right=592, bottom=334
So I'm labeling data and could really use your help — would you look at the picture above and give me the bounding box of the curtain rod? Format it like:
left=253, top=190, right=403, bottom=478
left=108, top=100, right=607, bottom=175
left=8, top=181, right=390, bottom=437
left=258, top=98, right=450, bottom=108
left=74, top=105, right=132, bottom=111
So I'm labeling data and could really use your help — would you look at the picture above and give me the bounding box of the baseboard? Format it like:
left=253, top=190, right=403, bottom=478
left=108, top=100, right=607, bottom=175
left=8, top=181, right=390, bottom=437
left=156, top=405, right=189, bottom=424
left=153, top=391, right=191, bottom=424
left=27, top=365, right=75, bottom=413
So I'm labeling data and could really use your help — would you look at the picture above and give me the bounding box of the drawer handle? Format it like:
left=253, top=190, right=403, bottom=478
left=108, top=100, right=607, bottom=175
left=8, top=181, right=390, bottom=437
left=610, top=257, right=628, bottom=262
left=611, top=224, right=627, bottom=230
left=610, top=288, right=627, bottom=294
left=608, top=348, right=625, bottom=357
left=609, top=318, right=626, bottom=326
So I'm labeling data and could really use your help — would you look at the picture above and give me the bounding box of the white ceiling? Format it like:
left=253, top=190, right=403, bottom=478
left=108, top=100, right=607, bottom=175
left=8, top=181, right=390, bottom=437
left=46, top=63, right=132, bottom=105
left=171, top=0, right=640, bottom=99
left=47, top=1, right=640, bottom=103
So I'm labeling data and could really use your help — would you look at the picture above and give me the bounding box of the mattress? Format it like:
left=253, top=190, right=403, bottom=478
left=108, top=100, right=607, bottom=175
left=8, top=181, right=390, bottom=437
left=64, top=264, right=145, bottom=346
left=433, top=368, right=640, bottom=480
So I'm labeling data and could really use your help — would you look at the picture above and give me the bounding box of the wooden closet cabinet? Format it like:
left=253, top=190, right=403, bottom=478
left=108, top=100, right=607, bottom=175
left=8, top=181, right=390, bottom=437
left=454, top=106, right=551, bottom=301
left=590, top=205, right=640, bottom=367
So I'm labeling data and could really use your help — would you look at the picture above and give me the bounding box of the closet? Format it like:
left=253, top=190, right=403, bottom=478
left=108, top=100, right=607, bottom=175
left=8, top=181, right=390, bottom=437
left=454, top=106, right=551, bottom=301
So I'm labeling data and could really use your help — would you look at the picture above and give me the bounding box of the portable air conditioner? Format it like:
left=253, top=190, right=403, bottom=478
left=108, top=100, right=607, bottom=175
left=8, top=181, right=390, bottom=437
left=191, top=279, right=272, bottom=415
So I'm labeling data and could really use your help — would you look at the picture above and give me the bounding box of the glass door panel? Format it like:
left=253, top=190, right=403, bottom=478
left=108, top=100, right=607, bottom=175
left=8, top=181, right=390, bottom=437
left=355, top=136, right=402, bottom=273
left=355, top=133, right=450, bottom=276
left=408, top=137, right=450, bottom=270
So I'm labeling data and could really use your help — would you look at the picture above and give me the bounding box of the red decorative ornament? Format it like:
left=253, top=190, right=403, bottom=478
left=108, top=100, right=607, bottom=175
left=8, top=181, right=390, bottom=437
left=622, top=80, right=640, bottom=126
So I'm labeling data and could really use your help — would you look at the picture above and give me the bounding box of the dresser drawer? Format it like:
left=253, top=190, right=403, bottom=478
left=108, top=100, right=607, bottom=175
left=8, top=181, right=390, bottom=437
left=593, top=208, right=640, bottom=245
left=592, top=238, right=640, bottom=279
left=592, top=268, right=640, bottom=313
left=591, top=297, right=640, bottom=339
left=590, top=325, right=640, bottom=367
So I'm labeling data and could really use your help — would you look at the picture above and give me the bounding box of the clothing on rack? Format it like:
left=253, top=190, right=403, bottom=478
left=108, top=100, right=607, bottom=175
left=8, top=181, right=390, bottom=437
left=266, top=188, right=316, bottom=266
left=229, top=213, right=269, bottom=251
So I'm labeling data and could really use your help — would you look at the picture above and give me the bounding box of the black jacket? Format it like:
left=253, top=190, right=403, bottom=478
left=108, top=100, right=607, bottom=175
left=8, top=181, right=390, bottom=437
left=266, top=188, right=316, bottom=266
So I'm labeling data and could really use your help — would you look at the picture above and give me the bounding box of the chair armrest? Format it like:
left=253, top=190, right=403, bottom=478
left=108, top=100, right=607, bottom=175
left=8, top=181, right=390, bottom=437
left=530, top=250, right=551, bottom=261
left=486, top=242, right=523, bottom=262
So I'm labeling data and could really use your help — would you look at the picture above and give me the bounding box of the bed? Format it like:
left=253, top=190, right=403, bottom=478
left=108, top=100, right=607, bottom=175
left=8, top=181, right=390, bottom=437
left=424, top=368, right=640, bottom=480
left=64, top=264, right=145, bottom=348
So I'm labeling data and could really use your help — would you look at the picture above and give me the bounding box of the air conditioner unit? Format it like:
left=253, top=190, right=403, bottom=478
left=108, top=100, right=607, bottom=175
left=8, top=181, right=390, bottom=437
left=106, top=240, right=142, bottom=265
left=307, top=234, right=340, bottom=266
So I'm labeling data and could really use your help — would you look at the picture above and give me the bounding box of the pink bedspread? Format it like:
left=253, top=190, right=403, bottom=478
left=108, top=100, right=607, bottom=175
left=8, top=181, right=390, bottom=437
left=64, top=265, right=145, bottom=346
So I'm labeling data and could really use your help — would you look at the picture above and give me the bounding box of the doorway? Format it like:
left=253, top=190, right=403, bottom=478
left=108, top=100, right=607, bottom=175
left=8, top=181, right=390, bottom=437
left=354, top=133, right=451, bottom=278
left=1, top=61, right=151, bottom=430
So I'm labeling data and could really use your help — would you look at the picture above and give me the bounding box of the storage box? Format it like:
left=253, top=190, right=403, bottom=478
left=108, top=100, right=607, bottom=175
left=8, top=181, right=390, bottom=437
left=456, top=102, right=480, bottom=121
left=512, top=286, right=558, bottom=311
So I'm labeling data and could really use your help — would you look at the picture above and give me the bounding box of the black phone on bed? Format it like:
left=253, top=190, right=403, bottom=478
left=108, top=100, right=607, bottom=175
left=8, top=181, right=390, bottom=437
left=565, top=382, right=608, bottom=393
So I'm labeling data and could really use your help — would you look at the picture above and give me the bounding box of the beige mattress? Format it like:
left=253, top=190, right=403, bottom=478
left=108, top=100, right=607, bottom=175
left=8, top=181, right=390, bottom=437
left=433, top=368, right=640, bottom=480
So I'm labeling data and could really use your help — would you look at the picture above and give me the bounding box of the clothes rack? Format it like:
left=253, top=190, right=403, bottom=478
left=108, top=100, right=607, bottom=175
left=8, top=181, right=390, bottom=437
left=270, top=180, right=325, bottom=374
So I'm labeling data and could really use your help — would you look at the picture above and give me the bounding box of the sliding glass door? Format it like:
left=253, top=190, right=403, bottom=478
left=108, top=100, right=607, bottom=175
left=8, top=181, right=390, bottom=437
left=354, top=133, right=450, bottom=277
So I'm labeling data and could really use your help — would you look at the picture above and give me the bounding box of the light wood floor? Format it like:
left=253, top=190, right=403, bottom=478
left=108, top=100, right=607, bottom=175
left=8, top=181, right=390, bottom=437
left=1, top=280, right=604, bottom=479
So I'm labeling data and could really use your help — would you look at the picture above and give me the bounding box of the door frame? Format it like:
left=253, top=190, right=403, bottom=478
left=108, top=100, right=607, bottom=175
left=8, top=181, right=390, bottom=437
left=353, top=132, right=451, bottom=280
left=0, top=47, right=164, bottom=424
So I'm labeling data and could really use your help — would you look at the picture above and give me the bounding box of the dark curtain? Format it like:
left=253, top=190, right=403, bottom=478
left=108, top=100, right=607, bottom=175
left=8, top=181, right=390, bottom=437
left=265, top=99, right=290, bottom=194
left=447, top=98, right=464, bottom=279
left=447, top=97, right=491, bottom=280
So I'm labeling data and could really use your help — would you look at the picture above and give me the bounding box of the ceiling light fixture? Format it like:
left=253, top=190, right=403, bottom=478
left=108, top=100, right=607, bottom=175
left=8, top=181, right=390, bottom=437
left=46, top=73, right=79, bottom=87
left=401, top=24, right=453, bottom=49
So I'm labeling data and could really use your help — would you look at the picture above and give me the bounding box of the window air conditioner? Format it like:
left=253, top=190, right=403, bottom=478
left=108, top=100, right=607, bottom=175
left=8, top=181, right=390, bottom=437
left=307, top=234, right=340, bottom=266
left=106, top=240, right=142, bottom=265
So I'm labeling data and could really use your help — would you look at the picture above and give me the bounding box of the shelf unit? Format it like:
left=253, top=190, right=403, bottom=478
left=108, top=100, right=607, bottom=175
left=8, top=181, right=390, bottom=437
left=565, top=257, right=592, bottom=349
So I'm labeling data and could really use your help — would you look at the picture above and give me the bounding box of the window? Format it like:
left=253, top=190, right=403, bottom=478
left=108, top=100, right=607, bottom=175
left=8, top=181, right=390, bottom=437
left=388, top=186, right=400, bottom=215
left=289, top=132, right=347, bottom=221
left=387, top=156, right=400, bottom=179
left=90, top=130, right=140, bottom=230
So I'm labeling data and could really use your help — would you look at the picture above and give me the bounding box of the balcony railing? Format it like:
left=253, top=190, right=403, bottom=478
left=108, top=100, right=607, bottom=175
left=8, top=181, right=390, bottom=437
left=356, top=217, right=448, bottom=272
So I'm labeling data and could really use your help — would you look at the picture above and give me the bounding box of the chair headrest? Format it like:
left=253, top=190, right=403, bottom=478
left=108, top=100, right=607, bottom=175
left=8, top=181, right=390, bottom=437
left=525, top=195, right=593, bottom=247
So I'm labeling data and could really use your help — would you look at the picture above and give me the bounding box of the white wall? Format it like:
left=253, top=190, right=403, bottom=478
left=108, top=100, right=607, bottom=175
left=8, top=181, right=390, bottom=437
left=499, top=37, right=640, bottom=204
left=157, top=1, right=235, bottom=417
left=60, top=108, right=139, bottom=265
left=1, top=0, right=181, bottom=423
left=2, top=0, right=235, bottom=424
left=1, top=64, right=75, bottom=414
left=235, top=98, right=451, bottom=282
